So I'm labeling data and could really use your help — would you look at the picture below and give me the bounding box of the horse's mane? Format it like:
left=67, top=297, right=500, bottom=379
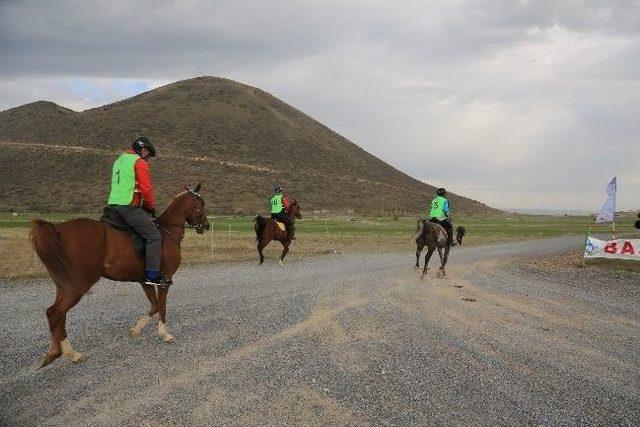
left=161, top=190, right=203, bottom=217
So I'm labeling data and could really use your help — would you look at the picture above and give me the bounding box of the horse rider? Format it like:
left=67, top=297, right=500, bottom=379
left=270, top=185, right=295, bottom=240
left=107, top=137, right=163, bottom=285
left=428, top=187, right=455, bottom=246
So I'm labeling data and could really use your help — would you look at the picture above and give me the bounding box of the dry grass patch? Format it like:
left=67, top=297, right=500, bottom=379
left=525, top=250, right=640, bottom=273
left=0, top=229, right=418, bottom=279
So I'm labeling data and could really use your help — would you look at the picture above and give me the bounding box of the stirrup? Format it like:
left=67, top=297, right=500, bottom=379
left=144, top=276, right=165, bottom=285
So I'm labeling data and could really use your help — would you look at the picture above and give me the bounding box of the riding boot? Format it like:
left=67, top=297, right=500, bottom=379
left=445, top=221, right=455, bottom=247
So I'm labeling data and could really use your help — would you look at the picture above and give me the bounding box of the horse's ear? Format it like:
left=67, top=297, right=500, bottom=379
left=194, top=183, right=201, bottom=193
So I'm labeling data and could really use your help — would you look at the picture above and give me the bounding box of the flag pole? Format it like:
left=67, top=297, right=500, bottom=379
left=581, top=225, right=592, bottom=268
left=612, top=220, right=616, bottom=240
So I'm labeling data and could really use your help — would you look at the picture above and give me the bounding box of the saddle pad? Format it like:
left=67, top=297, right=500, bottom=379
left=100, top=206, right=148, bottom=258
left=275, top=221, right=286, bottom=232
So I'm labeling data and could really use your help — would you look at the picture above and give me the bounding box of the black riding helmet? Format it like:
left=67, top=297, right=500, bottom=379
left=437, top=188, right=447, bottom=197
left=132, top=137, right=156, bottom=158
left=274, top=185, right=284, bottom=194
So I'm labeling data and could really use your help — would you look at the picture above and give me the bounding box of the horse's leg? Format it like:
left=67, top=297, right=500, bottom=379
left=156, top=285, right=175, bottom=343
left=435, top=246, right=446, bottom=277
left=129, top=283, right=158, bottom=336
left=415, top=244, right=423, bottom=269
left=279, top=241, right=290, bottom=266
left=441, top=245, right=451, bottom=277
left=258, top=238, right=268, bottom=265
left=421, top=246, right=436, bottom=279
left=39, top=288, right=86, bottom=368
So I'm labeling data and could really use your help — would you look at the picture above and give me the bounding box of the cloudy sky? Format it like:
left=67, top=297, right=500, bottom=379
left=1, top=0, right=638, bottom=211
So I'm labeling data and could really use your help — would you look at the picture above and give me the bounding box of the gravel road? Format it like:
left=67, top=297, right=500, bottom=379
left=1, top=236, right=638, bottom=426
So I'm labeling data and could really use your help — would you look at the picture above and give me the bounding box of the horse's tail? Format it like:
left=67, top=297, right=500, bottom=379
left=254, top=216, right=266, bottom=241
left=412, top=219, right=424, bottom=243
left=30, top=219, right=71, bottom=282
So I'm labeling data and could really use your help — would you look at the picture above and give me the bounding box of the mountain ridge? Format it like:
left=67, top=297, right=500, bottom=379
left=0, top=76, right=501, bottom=216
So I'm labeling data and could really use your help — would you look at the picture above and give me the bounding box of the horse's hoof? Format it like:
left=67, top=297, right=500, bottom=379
left=71, top=353, right=87, bottom=364
left=279, top=260, right=284, bottom=267
left=36, top=354, right=53, bottom=370
left=129, top=328, right=140, bottom=337
left=162, top=334, right=176, bottom=343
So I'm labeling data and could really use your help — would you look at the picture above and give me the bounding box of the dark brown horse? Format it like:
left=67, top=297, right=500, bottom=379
left=30, top=184, right=210, bottom=369
left=254, top=201, right=302, bottom=265
left=412, top=219, right=465, bottom=278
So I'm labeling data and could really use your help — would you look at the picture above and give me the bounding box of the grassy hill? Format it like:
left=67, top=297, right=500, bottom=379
left=0, top=76, right=500, bottom=216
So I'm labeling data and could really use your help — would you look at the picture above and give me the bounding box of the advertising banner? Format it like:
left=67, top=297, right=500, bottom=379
left=584, top=237, right=640, bottom=260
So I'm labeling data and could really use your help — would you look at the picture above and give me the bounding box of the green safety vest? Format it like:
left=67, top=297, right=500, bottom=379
left=107, top=153, right=139, bottom=205
left=429, top=196, right=448, bottom=221
left=270, top=194, right=283, bottom=214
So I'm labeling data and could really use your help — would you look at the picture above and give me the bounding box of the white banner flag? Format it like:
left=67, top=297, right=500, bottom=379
left=595, top=176, right=616, bottom=224
left=584, top=236, right=640, bottom=260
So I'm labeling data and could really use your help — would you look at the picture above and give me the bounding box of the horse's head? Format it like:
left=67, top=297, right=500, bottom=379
left=183, top=183, right=211, bottom=234
left=456, top=225, right=466, bottom=246
left=288, top=200, right=302, bottom=219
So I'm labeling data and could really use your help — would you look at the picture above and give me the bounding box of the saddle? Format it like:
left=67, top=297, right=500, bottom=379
left=258, top=216, right=287, bottom=234
left=100, top=206, right=147, bottom=258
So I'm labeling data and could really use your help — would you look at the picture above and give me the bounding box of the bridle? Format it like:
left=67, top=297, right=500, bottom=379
left=184, top=189, right=209, bottom=232
left=286, top=201, right=302, bottom=219
left=157, top=190, right=209, bottom=245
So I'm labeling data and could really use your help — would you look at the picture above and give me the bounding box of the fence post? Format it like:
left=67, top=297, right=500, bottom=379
left=210, top=221, right=215, bottom=263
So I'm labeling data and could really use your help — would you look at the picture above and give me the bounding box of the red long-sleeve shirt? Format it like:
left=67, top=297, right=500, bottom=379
left=282, top=195, right=291, bottom=210
left=128, top=150, right=155, bottom=210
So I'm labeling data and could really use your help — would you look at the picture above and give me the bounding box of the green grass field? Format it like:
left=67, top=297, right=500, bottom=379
left=1, top=212, right=637, bottom=278
left=1, top=211, right=634, bottom=237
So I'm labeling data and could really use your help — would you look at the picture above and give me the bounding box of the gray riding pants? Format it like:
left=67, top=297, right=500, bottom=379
left=111, top=205, right=162, bottom=271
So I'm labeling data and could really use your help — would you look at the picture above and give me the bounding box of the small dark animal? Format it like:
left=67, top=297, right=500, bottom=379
left=456, top=225, right=466, bottom=245
left=254, top=201, right=302, bottom=265
left=413, top=220, right=465, bottom=278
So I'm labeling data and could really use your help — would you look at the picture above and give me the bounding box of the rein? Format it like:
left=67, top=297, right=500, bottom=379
left=156, top=222, right=183, bottom=247
left=155, top=190, right=208, bottom=247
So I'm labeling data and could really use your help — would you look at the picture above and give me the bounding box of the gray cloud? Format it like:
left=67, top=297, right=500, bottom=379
left=1, top=0, right=638, bottom=210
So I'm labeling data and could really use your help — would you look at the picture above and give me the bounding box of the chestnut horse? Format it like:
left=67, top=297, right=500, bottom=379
left=253, top=201, right=302, bottom=265
left=30, top=184, right=210, bottom=369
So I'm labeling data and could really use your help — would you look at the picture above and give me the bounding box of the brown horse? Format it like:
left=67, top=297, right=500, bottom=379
left=412, top=219, right=465, bottom=278
left=253, top=201, right=302, bottom=265
left=30, top=184, right=210, bottom=369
